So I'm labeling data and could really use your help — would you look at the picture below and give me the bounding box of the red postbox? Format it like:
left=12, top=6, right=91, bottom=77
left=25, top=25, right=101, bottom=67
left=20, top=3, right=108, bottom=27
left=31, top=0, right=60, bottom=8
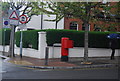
left=61, top=37, right=74, bottom=61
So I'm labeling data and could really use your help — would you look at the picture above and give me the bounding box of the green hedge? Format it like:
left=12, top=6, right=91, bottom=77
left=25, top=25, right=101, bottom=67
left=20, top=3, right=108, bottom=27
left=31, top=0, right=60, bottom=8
left=0, top=28, right=11, bottom=45
left=46, top=29, right=120, bottom=49
left=46, top=29, right=84, bottom=47
left=15, top=29, right=120, bottom=50
left=15, top=30, right=46, bottom=50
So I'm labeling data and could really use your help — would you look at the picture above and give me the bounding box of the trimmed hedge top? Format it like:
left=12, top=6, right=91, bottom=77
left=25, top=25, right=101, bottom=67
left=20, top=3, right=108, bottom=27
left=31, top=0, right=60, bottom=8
left=46, top=29, right=120, bottom=49
left=0, top=28, right=11, bottom=45
left=15, top=30, right=46, bottom=50
left=15, top=29, right=120, bottom=50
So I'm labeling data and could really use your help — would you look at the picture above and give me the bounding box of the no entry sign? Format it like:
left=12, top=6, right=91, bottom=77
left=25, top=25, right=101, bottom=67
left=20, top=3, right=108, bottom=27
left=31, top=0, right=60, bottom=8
left=19, top=15, right=28, bottom=24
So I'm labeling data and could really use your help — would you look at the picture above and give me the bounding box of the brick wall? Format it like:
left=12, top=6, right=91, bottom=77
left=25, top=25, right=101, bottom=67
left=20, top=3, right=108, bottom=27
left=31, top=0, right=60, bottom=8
left=64, top=17, right=120, bottom=32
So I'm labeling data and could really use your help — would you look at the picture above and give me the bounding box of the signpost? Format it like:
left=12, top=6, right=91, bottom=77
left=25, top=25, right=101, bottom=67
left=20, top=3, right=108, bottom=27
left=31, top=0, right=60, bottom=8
left=3, top=19, right=9, bottom=55
left=3, top=19, right=10, bottom=28
left=9, top=10, right=19, bottom=25
left=19, top=14, right=28, bottom=59
left=9, top=10, right=19, bottom=57
left=19, top=15, right=28, bottom=24
left=3, top=18, right=10, bottom=55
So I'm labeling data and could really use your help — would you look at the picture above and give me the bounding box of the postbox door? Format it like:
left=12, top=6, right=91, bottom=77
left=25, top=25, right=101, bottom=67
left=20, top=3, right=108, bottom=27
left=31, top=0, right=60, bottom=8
left=67, top=40, right=73, bottom=48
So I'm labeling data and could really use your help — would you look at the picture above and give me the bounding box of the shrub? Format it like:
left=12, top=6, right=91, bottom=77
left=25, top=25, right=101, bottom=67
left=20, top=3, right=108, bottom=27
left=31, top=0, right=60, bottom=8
left=0, top=28, right=11, bottom=45
left=15, top=29, right=120, bottom=50
left=15, top=30, right=46, bottom=50
left=46, top=29, right=84, bottom=47
left=46, top=29, right=120, bottom=49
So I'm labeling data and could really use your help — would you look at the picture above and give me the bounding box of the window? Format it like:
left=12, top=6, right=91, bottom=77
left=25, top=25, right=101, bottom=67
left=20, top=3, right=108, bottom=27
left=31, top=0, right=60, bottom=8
left=82, top=23, right=90, bottom=31
left=94, top=25, right=101, bottom=31
left=70, top=22, right=78, bottom=30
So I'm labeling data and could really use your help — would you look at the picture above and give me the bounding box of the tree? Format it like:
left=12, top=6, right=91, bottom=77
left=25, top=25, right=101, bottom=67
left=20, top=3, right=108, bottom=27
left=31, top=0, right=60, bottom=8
left=93, top=2, right=120, bottom=31
left=1, top=1, right=43, bottom=57
left=31, top=1, right=119, bottom=63
left=2, top=2, right=10, bottom=17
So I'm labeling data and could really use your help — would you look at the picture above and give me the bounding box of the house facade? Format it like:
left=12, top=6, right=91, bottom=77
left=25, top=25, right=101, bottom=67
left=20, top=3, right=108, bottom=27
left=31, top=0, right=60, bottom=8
left=26, top=2, right=120, bottom=32
left=64, top=2, right=120, bottom=32
left=64, top=17, right=120, bottom=32
left=26, top=14, right=120, bottom=32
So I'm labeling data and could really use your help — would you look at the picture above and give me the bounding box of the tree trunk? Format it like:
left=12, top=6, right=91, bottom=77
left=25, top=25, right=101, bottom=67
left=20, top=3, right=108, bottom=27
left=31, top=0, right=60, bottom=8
left=9, top=25, right=16, bottom=57
left=83, top=4, right=90, bottom=62
left=84, top=22, right=89, bottom=62
left=55, top=21, right=58, bottom=29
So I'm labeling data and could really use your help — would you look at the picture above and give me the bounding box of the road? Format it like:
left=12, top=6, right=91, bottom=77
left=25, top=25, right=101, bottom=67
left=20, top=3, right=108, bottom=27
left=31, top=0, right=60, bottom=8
left=0, top=58, right=119, bottom=80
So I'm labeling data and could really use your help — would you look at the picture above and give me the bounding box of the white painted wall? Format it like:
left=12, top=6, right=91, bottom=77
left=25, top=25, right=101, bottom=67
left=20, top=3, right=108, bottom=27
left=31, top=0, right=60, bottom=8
left=26, top=15, right=41, bottom=29
left=38, top=32, right=47, bottom=58
left=0, top=45, right=119, bottom=59
left=14, top=45, right=41, bottom=58
left=0, top=31, right=119, bottom=59
left=48, top=47, right=119, bottom=58
left=26, top=15, right=64, bottom=30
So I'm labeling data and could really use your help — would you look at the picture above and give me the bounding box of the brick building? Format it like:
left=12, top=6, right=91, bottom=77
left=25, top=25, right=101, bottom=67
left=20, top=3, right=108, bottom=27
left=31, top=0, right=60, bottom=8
left=64, top=2, right=120, bottom=32
left=64, top=17, right=120, bottom=32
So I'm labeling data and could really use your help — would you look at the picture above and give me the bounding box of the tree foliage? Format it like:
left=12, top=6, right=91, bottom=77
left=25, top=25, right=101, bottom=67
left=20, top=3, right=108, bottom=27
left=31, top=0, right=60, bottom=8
left=31, top=1, right=120, bottom=62
left=2, top=1, right=44, bottom=23
left=32, top=1, right=120, bottom=30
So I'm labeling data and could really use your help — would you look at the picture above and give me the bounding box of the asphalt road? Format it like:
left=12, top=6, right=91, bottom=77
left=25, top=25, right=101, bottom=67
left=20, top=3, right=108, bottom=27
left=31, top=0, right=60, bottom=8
left=0, top=58, right=119, bottom=79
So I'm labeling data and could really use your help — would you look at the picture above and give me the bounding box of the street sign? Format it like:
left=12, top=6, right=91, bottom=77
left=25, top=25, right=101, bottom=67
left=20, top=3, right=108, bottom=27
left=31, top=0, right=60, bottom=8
left=4, top=21, right=9, bottom=25
left=19, top=24, right=27, bottom=30
left=9, top=10, right=19, bottom=25
left=19, top=15, right=28, bottom=59
left=19, top=15, right=28, bottom=24
left=9, top=11, right=19, bottom=20
left=3, top=18, right=10, bottom=28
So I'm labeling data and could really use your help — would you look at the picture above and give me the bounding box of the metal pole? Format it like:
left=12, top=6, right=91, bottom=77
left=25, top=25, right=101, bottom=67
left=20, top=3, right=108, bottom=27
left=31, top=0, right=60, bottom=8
left=3, top=28, right=6, bottom=55
left=41, top=0, right=43, bottom=30
left=41, top=13, right=43, bottom=30
left=52, top=45, right=54, bottom=58
left=45, top=47, right=49, bottom=65
left=20, top=30, right=23, bottom=59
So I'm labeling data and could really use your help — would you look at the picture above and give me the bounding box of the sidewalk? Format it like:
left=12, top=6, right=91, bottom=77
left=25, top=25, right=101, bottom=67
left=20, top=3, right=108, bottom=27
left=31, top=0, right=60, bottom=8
left=0, top=52, right=119, bottom=69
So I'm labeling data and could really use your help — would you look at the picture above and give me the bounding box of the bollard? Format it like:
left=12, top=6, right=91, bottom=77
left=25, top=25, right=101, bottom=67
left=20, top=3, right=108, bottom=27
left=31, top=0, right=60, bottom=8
left=45, top=47, right=49, bottom=65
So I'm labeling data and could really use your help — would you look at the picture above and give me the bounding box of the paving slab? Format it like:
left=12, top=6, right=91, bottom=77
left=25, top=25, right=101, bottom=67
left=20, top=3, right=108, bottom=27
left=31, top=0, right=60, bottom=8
left=0, top=52, right=119, bottom=69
